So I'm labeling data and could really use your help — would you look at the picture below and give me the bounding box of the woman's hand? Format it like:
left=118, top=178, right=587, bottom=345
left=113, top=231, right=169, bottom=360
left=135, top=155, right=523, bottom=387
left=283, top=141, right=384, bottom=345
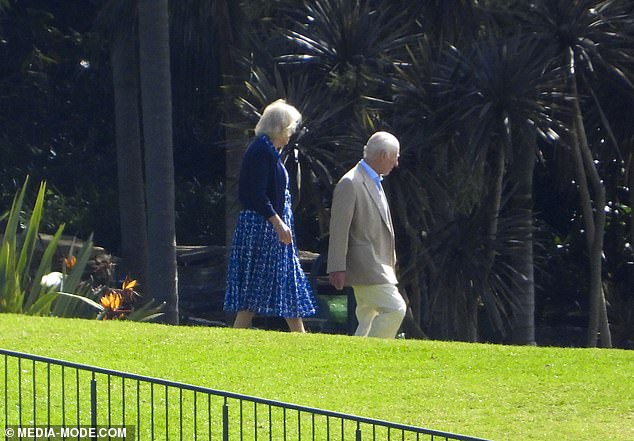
left=269, top=214, right=293, bottom=245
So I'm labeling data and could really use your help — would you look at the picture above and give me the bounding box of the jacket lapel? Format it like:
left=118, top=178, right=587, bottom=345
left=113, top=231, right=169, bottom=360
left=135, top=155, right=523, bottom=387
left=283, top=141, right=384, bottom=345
left=358, top=164, right=392, bottom=232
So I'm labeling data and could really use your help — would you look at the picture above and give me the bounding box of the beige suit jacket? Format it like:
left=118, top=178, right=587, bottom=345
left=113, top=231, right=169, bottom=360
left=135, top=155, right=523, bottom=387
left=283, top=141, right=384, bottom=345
left=327, top=162, right=398, bottom=286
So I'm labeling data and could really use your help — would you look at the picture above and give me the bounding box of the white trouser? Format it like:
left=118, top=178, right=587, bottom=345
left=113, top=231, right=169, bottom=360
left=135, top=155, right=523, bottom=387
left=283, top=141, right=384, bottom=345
left=351, top=284, right=406, bottom=338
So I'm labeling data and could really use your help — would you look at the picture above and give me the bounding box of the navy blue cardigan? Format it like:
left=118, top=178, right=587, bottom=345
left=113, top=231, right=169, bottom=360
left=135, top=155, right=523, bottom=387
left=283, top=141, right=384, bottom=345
left=238, top=135, right=287, bottom=219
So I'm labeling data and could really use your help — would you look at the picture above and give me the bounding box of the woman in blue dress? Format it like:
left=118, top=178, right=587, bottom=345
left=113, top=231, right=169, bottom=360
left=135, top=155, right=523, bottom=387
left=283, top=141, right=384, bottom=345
left=224, top=99, right=317, bottom=332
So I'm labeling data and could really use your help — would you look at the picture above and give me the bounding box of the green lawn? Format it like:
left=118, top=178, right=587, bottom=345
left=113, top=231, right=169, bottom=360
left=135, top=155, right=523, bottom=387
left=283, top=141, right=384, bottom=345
left=0, top=314, right=632, bottom=441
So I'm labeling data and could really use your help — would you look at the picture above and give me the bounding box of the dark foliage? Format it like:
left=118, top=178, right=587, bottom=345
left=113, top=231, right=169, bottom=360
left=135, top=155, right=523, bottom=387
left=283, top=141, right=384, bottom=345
left=1, top=0, right=633, bottom=345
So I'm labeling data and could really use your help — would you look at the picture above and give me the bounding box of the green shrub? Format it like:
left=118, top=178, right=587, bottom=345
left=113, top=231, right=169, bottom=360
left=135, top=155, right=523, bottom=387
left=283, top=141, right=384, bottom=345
left=0, top=177, right=163, bottom=321
left=0, top=177, right=67, bottom=314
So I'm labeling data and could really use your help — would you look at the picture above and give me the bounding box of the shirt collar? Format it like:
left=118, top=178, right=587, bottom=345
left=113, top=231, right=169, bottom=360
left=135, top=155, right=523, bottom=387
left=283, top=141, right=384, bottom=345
left=360, top=159, right=383, bottom=189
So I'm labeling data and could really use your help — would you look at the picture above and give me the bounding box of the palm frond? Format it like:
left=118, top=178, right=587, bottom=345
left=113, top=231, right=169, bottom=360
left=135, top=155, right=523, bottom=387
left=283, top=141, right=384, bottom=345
left=278, top=0, right=420, bottom=96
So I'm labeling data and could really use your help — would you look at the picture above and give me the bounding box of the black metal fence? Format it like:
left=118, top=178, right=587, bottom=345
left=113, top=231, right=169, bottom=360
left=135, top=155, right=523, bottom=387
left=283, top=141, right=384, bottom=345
left=1, top=348, right=491, bottom=440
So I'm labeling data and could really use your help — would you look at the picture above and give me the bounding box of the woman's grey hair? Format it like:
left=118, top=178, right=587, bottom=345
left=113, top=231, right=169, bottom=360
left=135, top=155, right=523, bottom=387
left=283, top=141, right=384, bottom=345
left=254, top=99, right=302, bottom=139
left=363, top=131, right=400, bottom=159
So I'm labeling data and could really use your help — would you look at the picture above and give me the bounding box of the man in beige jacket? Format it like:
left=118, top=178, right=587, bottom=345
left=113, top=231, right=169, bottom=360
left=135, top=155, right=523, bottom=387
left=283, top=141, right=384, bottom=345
left=327, top=131, right=406, bottom=338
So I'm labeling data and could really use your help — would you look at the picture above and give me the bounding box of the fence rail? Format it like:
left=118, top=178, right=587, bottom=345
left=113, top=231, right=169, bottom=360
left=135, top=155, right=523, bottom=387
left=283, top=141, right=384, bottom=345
left=1, top=348, right=491, bottom=440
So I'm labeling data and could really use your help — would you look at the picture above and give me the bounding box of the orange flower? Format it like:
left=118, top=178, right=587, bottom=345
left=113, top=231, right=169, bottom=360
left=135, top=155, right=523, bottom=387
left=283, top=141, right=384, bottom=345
left=64, top=256, right=77, bottom=271
left=122, top=276, right=137, bottom=291
left=99, top=291, right=122, bottom=310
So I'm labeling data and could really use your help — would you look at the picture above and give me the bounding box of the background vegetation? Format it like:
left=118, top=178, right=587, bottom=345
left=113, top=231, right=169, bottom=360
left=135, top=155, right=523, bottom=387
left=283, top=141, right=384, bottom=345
left=1, top=0, right=633, bottom=347
left=1, top=315, right=633, bottom=441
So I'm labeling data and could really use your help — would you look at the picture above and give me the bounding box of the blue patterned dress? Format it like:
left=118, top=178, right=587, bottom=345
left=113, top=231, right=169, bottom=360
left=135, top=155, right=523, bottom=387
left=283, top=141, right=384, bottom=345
left=224, top=154, right=317, bottom=318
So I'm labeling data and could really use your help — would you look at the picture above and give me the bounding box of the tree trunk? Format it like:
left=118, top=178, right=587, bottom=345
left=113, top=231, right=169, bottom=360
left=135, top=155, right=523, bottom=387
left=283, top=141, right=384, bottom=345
left=111, top=24, right=149, bottom=288
left=575, top=120, right=611, bottom=348
left=629, top=154, right=634, bottom=263
left=626, top=151, right=634, bottom=300
left=569, top=75, right=611, bottom=347
left=137, top=0, right=178, bottom=323
left=508, top=122, right=536, bottom=345
left=479, top=142, right=506, bottom=342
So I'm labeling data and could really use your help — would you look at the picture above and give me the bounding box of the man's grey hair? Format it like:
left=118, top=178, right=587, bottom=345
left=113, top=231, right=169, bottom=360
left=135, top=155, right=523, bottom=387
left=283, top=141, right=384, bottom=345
left=254, top=99, right=302, bottom=139
left=363, top=131, right=400, bottom=159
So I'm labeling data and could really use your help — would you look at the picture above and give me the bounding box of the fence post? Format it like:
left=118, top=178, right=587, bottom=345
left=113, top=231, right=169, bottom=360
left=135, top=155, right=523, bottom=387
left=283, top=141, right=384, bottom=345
left=90, top=375, right=97, bottom=441
left=356, top=422, right=362, bottom=441
left=223, top=398, right=229, bottom=441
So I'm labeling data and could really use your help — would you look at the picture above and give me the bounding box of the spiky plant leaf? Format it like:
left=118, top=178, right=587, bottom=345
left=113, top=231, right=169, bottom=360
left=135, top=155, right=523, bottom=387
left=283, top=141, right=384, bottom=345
left=23, top=225, right=64, bottom=310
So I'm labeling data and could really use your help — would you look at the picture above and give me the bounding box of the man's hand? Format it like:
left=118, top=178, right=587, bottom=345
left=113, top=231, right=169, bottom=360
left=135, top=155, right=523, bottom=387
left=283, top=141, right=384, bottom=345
left=329, top=271, right=346, bottom=290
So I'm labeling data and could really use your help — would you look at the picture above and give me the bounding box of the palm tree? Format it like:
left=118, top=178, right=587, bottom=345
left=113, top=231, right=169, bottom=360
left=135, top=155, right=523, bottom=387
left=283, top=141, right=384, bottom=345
left=573, top=13, right=634, bottom=347
left=279, top=0, right=421, bottom=137
left=137, top=0, right=178, bottom=323
left=278, top=0, right=419, bottom=98
left=518, top=0, right=634, bottom=347
left=387, top=32, right=562, bottom=342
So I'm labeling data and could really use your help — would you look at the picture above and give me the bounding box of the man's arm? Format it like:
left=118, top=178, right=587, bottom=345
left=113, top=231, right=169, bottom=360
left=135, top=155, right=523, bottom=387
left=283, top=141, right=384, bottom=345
left=327, top=177, right=355, bottom=289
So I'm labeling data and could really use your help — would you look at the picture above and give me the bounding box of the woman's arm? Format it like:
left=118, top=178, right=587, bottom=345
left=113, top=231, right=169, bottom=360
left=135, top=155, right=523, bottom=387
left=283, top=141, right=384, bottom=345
left=239, top=141, right=277, bottom=218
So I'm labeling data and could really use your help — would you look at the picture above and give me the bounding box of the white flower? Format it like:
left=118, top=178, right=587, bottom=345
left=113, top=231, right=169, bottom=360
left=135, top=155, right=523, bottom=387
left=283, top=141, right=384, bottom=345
left=40, top=271, right=64, bottom=289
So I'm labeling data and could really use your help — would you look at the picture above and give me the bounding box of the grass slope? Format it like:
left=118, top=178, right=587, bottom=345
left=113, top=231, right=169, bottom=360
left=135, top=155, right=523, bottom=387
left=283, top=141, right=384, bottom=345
left=0, top=314, right=632, bottom=441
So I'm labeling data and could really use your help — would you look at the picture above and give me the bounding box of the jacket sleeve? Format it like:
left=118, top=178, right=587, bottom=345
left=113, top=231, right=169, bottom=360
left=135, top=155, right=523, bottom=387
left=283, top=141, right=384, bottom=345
left=239, top=144, right=277, bottom=219
left=327, top=177, right=355, bottom=273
